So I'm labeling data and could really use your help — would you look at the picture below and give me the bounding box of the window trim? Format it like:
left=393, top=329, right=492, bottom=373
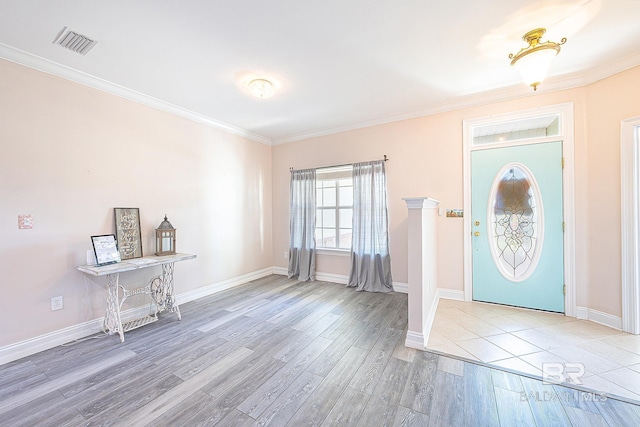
left=317, top=248, right=351, bottom=257
left=462, top=102, right=575, bottom=317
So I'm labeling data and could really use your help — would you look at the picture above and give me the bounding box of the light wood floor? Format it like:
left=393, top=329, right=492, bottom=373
left=1, top=275, right=639, bottom=426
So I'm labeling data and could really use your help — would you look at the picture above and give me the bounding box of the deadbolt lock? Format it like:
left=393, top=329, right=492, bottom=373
left=474, top=221, right=480, bottom=226
left=474, top=231, right=481, bottom=237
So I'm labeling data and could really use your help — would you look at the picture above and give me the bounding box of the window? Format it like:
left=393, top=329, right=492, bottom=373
left=315, top=166, right=353, bottom=249
left=472, top=114, right=560, bottom=146
left=489, top=163, right=543, bottom=281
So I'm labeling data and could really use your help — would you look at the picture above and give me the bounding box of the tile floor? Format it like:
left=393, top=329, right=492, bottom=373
left=427, top=298, right=640, bottom=402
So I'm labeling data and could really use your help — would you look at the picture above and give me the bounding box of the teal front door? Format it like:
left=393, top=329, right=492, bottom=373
left=471, top=141, right=564, bottom=312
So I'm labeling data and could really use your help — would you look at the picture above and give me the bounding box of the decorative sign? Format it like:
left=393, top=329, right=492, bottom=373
left=114, top=208, right=143, bottom=260
left=446, top=209, right=463, bottom=218
left=91, top=234, right=122, bottom=266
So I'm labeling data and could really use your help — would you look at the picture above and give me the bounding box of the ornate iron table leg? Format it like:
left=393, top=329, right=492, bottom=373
left=103, top=273, right=125, bottom=342
left=161, top=262, right=181, bottom=320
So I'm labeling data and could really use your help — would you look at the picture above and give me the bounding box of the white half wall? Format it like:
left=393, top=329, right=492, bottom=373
left=403, top=197, right=440, bottom=350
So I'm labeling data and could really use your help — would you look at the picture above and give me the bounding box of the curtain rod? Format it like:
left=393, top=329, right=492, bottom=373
left=289, top=154, right=388, bottom=173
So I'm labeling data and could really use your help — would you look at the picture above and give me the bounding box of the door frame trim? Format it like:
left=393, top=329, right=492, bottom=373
left=621, top=115, right=640, bottom=333
left=462, top=102, right=576, bottom=316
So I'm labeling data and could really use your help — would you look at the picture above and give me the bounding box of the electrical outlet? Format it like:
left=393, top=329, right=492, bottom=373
left=51, top=296, right=63, bottom=311
left=283, top=251, right=288, bottom=259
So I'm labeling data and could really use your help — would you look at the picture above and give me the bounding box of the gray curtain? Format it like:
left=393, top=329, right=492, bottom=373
left=348, top=160, right=393, bottom=292
left=288, top=168, right=316, bottom=281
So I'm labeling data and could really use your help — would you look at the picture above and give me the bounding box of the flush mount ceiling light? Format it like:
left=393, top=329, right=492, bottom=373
left=247, top=78, right=275, bottom=99
left=509, top=28, right=566, bottom=91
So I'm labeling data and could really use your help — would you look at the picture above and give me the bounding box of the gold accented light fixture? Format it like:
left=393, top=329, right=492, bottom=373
left=247, top=78, right=275, bottom=99
left=509, top=28, right=566, bottom=91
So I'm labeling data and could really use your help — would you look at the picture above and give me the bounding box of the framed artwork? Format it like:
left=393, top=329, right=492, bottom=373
left=91, top=234, right=121, bottom=266
left=114, top=207, right=143, bottom=259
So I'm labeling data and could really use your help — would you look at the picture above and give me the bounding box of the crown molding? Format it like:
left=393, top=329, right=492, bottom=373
left=0, top=43, right=272, bottom=146
left=3, top=41, right=638, bottom=148
left=582, top=50, right=640, bottom=85
left=272, top=53, right=640, bottom=145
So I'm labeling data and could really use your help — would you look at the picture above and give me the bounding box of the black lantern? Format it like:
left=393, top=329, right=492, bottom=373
left=155, top=215, right=176, bottom=256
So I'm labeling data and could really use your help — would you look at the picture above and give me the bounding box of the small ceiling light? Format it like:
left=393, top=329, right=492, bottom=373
left=509, top=28, right=566, bottom=91
left=247, top=78, right=275, bottom=99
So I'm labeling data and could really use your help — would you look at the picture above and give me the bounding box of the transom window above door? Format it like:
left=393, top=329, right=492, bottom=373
left=472, top=114, right=560, bottom=146
left=316, top=165, right=353, bottom=250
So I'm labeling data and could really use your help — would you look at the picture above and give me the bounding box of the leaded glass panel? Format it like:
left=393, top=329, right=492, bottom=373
left=488, top=163, right=544, bottom=281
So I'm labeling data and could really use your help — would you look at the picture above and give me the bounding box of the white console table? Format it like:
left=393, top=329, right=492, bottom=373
left=77, top=253, right=196, bottom=342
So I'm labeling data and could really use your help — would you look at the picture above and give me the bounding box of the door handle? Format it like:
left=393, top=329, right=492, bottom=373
left=474, top=231, right=481, bottom=237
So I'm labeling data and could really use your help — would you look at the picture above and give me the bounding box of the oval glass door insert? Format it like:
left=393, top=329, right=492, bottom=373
left=487, top=163, right=544, bottom=282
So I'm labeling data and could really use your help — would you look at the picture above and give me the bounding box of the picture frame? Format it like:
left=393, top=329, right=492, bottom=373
left=114, top=207, right=143, bottom=260
left=91, top=234, right=122, bottom=266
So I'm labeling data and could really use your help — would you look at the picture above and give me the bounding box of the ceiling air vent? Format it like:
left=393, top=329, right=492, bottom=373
left=53, top=27, right=98, bottom=55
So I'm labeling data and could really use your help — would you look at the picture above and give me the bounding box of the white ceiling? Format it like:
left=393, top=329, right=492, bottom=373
left=0, top=0, right=639, bottom=144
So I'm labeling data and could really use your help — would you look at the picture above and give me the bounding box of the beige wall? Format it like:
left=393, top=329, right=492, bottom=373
left=272, top=65, right=640, bottom=318
left=0, top=59, right=272, bottom=346
left=2, top=55, right=638, bottom=349
left=584, top=66, right=640, bottom=315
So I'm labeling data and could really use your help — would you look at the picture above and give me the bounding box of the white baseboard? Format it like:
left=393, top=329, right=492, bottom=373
left=392, top=282, right=408, bottom=294
left=178, top=267, right=273, bottom=304
left=272, top=268, right=347, bottom=284
left=316, top=272, right=349, bottom=284
left=575, top=306, right=589, bottom=320
left=315, top=273, right=407, bottom=293
left=422, top=292, right=440, bottom=348
left=273, top=267, right=407, bottom=293
left=0, top=318, right=102, bottom=366
left=316, top=272, right=406, bottom=293
left=272, top=266, right=288, bottom=276
left=575, top=306, right=622, bottom=330
left=438, top=288, right=465, bottom=301
left=589, top=309, right=622, bottom=330
left=0, top=303, right=154, bottom=366
left=405, top=330, right=426, bottom=350
left=0, top=267, right=275, bottom=366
